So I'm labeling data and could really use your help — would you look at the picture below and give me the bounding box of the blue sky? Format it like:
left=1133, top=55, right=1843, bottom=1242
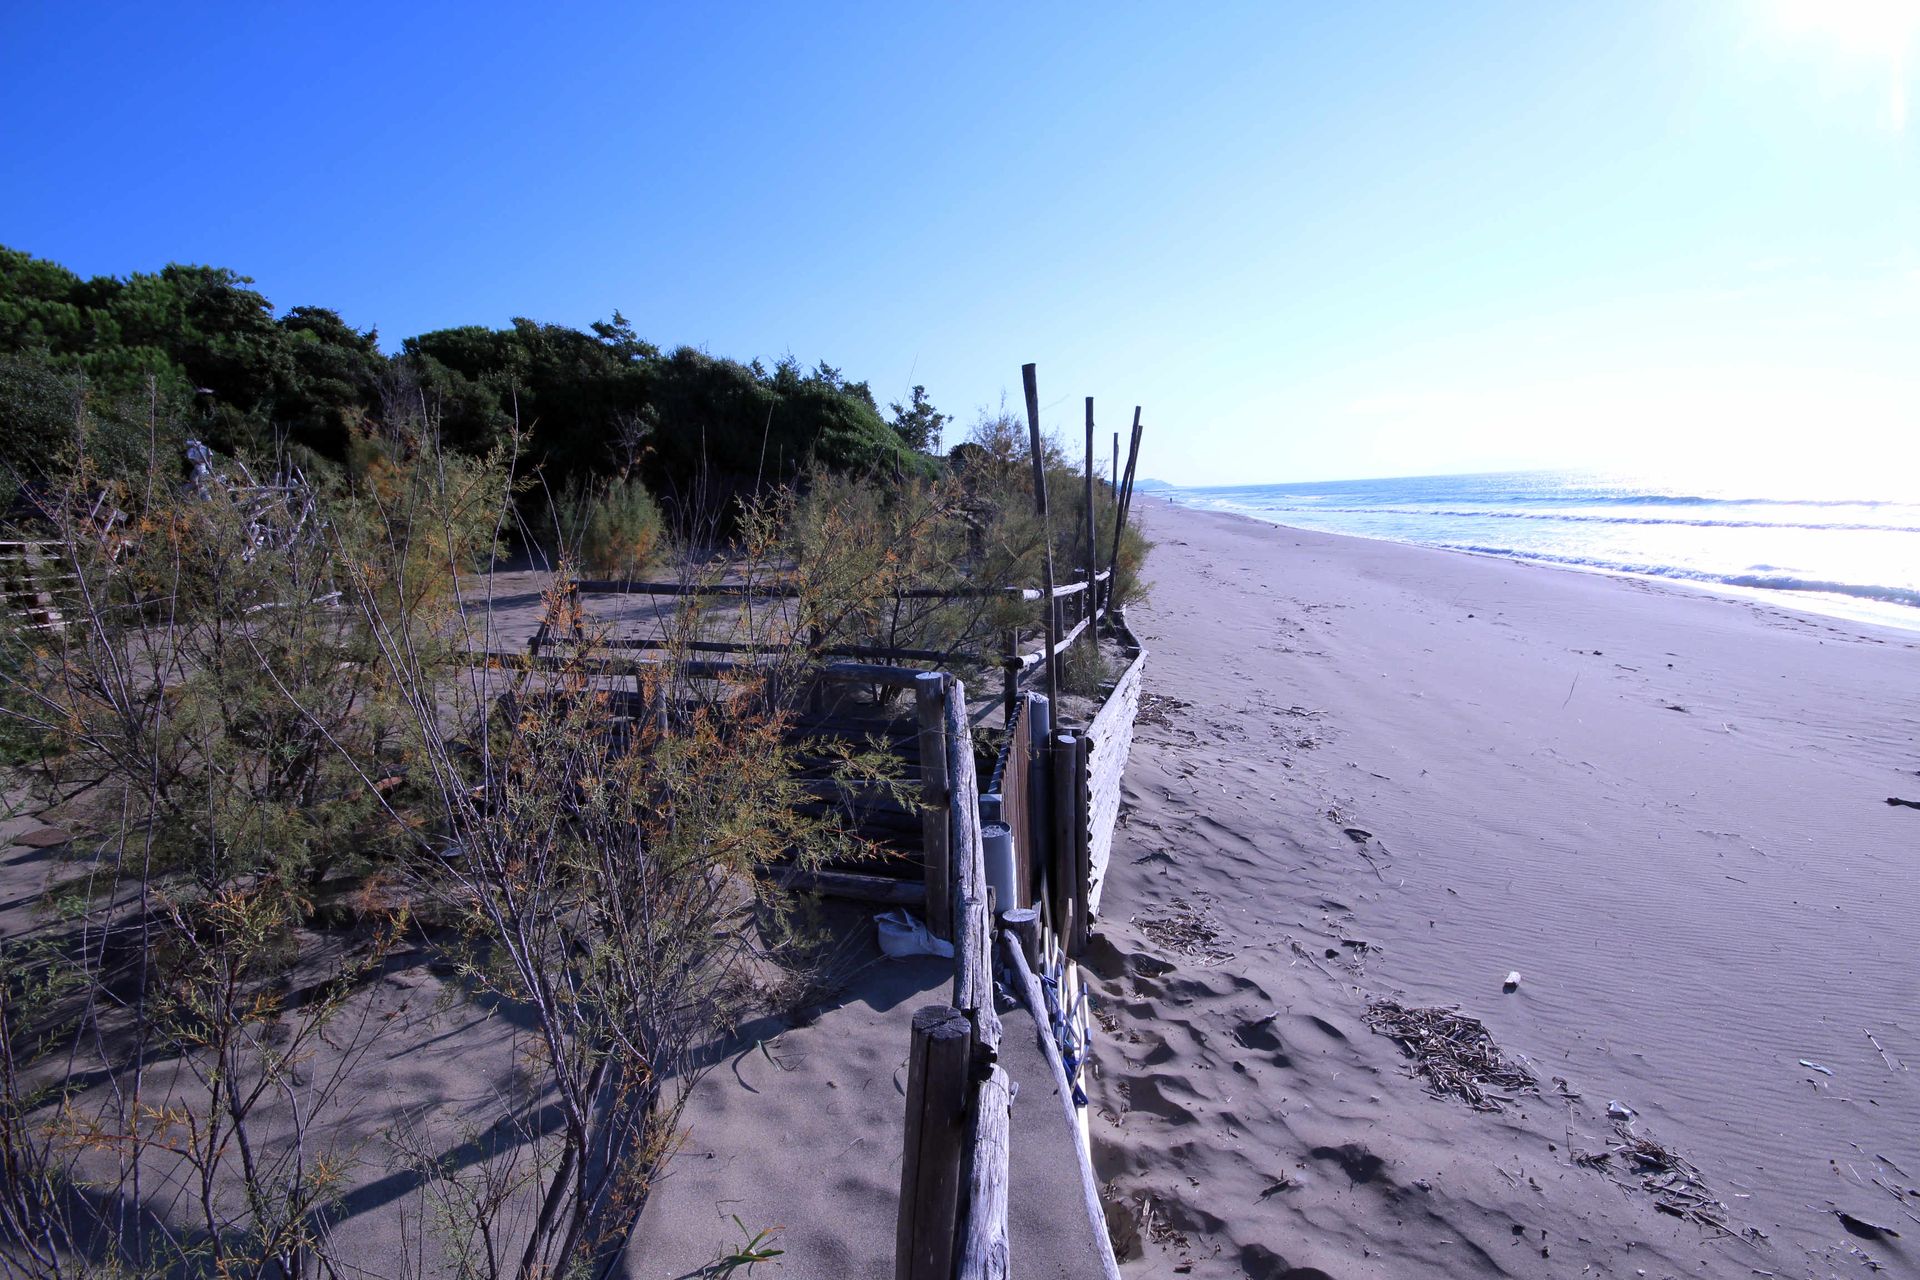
left=4, top=1, right=1915, bottom=485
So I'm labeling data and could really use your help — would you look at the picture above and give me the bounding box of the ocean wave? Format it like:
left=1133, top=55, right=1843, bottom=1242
left=1223, top=503, right=1920, bottom=534
left=1436, top=544, right=1920, bottom=610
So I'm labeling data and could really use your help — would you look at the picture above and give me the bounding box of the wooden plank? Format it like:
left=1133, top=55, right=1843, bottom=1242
left=1000, top=696, right=1034, bottom=910
left=550, top=635, right=988, bottom=665
left=916, top=672, right=953, bottom=942
left=576, top=578, right=1041, bottom=601
left=1083, top=649, right=1145, bottom=920
left=999, top=920, right=1124, bottom=1280
left=1070, top=732, right=1092, bottom=958
left=776, top=868, right=927, bottom=905
left=956, top=1064, right=1012, bottom=1280
left=896, top=1005, right=973, bottom=1280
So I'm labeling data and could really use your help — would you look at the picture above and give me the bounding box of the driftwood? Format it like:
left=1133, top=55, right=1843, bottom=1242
left=1364, top=1001, right=1538, bottom=1112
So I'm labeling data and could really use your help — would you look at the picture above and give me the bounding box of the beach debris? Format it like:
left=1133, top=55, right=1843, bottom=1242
left=873, top=909, right=954, bottom=959
left=1799, top=1059, right=1835, bottom=1076
left=1134, top=897, right=1234, bottom=965
left=1136, top=693, right=1191, bottom=730
left=1607, top=1100, right=1635, bottom=1121
left=1664, top=704, right=1689, bottom=713
left=1885, top=797, right=1920, bottom=810
left=1503, top=971, right=1522, bottom=993
left=1867, top=1031, right=1904, bottom=1072
left=1612, top=1129, right=1734, bottom=1232
left=1363, top=1000, right=1538, bottom=1112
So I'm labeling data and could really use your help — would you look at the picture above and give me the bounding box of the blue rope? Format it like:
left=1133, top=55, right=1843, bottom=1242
left=1041, top=959, right=1090, bottom=1107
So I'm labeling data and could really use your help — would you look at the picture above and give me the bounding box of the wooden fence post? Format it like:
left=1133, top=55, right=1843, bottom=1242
left=1050, top=730, right=1080, bottom=952
left=915, top=671, right=952, bottom=941
left=1070, top=731, right=1093, bottom=958
left=896, top=1005, right=973, bottom=1280
left=1022, top=363, right=1060, bottom=710
left=956, top=1065, right=1012, bottom=1280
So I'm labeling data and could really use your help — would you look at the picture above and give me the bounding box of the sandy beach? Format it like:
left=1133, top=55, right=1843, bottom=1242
left=1082, top=500, right=1920, bottom=1278
left=6, top=498, right=1915, bottom=1280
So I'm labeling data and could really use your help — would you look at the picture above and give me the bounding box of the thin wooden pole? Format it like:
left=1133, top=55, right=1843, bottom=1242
left=1022, top=363, right=1059, bottom=710
left=896, top=1005, right=974, bottom=1280
left=1083, top=397, right=1097, bottom=628
left=999, top=918, right=1124, bottom=1280
left=1001, top=629, right=1019, bottom=727
left=915, top=672, right=953, bottom=941
left=1105, top=410, right=1143, bottom=604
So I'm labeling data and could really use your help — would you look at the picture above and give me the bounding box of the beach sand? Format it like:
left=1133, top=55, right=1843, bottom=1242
left=1084, top=500, right=1920, bottom=1278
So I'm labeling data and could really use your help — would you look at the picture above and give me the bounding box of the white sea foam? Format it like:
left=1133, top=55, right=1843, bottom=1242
left=1165, top=470, right=1920, bottom=633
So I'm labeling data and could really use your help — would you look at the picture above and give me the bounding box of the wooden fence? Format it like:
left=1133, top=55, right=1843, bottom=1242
left=0, top=541, right=71, bottom=631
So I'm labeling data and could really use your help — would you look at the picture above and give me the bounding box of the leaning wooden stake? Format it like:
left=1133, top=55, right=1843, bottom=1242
left=1022, top=363, right=1060, bottom=710
left=1000, top=916, right=1124, bottom=1280
left=915, top=671, right=953, bottom=941
left=1105, top=411, right=1143, bottom=604
left=1083, top=397, right=1097, bottom=634
left=897, top=1005, right=974, bottom=1280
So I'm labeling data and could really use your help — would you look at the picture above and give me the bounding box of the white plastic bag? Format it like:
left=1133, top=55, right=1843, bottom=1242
left=875, top=909, right=954, bottom=959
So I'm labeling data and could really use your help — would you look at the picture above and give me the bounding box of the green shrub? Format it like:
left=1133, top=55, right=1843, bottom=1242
left=557, top=474, right=666, bottom=578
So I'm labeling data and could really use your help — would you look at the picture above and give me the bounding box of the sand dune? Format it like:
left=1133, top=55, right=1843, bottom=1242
left=1084, top=501, right=1919, bottom=1278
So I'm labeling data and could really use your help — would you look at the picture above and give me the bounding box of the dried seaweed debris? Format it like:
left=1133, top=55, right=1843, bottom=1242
left=1364, top=1000, right=1538, bottom=1112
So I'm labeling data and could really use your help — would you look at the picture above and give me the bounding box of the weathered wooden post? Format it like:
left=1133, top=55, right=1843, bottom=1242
left=1027, top=694, right=1053, bottom=926
left=1070, top=731, right=1093, bottom=958
left=1050, top=729, right=1080, bottom=952
left=1108, top=429, right=1119, bottom=625
left=956, top=1064, right=1013, bottom=1280
left=1021, top=363, right=1060, bottom=710
left=896, top=1005, right=973, bottom=1280
left=1105, top=412, right=1143, bottom=605
left=915, top=671, right=953, bottom=941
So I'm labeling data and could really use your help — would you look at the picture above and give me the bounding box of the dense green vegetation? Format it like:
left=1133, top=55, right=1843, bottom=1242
left=0, top=245, right=936, bottom=518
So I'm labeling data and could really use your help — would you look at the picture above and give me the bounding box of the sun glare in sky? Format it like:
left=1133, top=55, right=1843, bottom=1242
left=1776, top=0, right=1920, bottom=56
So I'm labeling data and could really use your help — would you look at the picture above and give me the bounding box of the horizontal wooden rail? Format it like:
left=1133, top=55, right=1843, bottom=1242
left=575, top=578, right=1043, bottom=602
left=535, top=634, right=988, bottom=665
left=477, top=650, right=936, bottom=690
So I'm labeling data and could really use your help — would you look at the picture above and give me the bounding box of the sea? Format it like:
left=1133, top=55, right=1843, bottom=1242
left=1157, top=470, right=1920, bottom=634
